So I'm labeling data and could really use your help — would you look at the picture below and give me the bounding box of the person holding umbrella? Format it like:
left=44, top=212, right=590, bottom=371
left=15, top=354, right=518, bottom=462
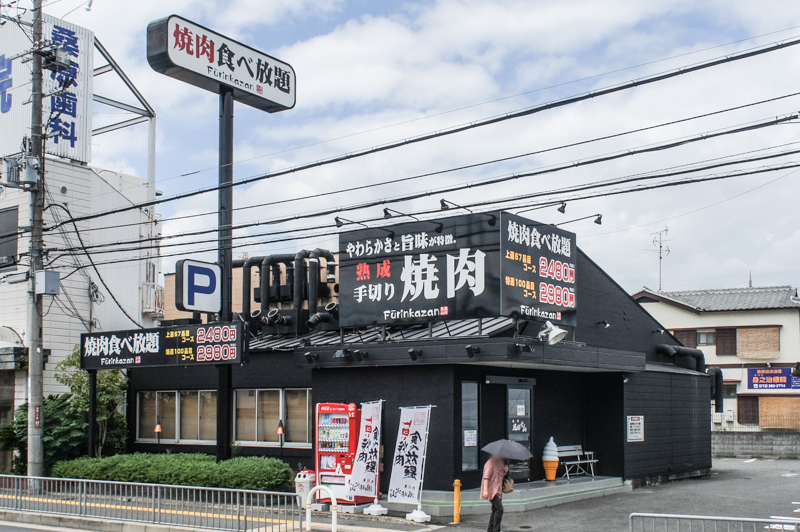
left=481, top=439, right=532, bottom=532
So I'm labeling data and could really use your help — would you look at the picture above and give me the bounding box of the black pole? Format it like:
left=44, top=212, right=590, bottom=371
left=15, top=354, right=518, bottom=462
left=88, top=370, right=97, bottom=458
left=216, top=85, right=235, bottom=462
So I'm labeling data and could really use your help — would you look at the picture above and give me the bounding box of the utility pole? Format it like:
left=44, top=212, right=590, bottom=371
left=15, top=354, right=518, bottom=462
left=27, top=0, right=45, bottom=478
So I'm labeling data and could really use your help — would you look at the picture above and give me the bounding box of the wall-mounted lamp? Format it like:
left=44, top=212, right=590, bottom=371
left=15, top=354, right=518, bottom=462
left=353, top=349, right=368, bottom=362
left=408, top=348, right=422, bottom=361
left=384, top=208, right=419, bottom=221
left=304, top=352, right=319, bottom=364
left=557, top=202, right=566, bottom=214
left=516, top=343, right=533, bottom=353
left=277, top=420, right=285, bottom=458
left=623, top=377, right=629, bottom=384
left=154, top=420, right=162, bottom=453
left=465, top=345, right=479, bottom=358
left=597, top=320, right=611, bottom=329
left=652, top=329, right=666, bottom=335
left=334, top=348, right=351, bottom=359
left=594, top=214, right=602, bottom=225
left=537, top=321, right=569, bottom=345
left=440, top=199, right=473, bottom=213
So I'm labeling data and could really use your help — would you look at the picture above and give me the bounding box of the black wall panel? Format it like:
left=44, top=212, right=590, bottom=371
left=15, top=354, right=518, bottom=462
left=623, top=371, right=711, bottom=479
left=311, top=365, right=456, bottom=492
left=582, top=373, right=624, bottom=477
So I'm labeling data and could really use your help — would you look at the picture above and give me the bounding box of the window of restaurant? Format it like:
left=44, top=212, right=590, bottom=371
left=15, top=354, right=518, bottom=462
left=461, top=382, right=479, bottom=471
left=235, top=388, right=313, bottom=447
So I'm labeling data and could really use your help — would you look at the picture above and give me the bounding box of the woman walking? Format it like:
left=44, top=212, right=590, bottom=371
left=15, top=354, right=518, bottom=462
left=481, top=455, right=508, bottom=532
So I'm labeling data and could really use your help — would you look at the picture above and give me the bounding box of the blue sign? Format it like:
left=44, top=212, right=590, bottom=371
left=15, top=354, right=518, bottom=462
left=747, top=367, right=800, bottom=390
left=175, top=259, right=221, bottom=313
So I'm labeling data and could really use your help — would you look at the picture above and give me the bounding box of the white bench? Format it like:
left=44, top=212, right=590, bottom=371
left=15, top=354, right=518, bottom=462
left=557, top=445, right=597, bottom=480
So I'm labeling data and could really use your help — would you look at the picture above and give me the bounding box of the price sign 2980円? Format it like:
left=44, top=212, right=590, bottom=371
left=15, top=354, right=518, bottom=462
left=80, top=322, right=247, bottom=370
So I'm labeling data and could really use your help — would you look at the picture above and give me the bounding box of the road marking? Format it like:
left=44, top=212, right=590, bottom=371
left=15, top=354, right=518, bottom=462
left=782, top=473, right=798, bottom=477
left=743, top=458, right=757, bottom=463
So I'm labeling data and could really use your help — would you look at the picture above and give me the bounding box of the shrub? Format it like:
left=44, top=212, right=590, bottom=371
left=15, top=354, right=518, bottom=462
left=51, top=453, right=294, bottom=491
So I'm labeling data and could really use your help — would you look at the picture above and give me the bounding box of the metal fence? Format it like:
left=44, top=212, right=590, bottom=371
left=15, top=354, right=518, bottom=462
left=0, top=475, right=302, bottom=532
left=630, top=512, right=800, bottom=531
left=712, top=414, right=800, bottom=432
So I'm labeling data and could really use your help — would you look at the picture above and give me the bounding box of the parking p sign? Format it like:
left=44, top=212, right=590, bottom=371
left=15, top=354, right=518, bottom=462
left=175, top=260, right=221, bottom=313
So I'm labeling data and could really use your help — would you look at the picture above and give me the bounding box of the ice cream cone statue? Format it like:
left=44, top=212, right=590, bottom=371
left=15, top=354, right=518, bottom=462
left=542, top=437, right=559, bottom=481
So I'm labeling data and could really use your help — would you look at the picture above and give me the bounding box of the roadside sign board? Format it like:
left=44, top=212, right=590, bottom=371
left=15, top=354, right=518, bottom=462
left=147, top=15, right=296, bottom=113
left=80, top=322, right=246, bottom=370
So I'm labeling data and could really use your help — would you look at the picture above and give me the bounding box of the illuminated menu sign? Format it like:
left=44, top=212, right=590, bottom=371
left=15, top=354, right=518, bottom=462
left=500, top=212, right=577, bottom=322
left=80, top=322, right=246, bottom=370
left=338, top=211, right=577, bottom=327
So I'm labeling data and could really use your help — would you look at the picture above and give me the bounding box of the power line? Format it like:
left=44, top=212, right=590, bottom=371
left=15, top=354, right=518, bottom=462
left=124, top=24, right=800, bottom=189
left=47, top=35, right=800, bottom=231
left=44, top=204, right=143, bottom=328
left=48, top=160, right=800, bottom=268
left=64, top=90, right=800, bottom=236
left=47, top=113, right=800, bottom=254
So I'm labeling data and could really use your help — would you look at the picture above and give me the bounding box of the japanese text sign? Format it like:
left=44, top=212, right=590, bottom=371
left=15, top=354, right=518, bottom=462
left=1, top=14, right=93, bottom=162
left=147, top=15, right=295, bottom=113
left=388, top=406, right=431, bottom=505
left=80, top=322, right=246, bottom=370
left=348, top=401, right=383, bottom=498
left=338, top=211, right=577, bottom=327
left=627, top=416, right=644, bottom=442
left=747, top=368, right=800, bottom=390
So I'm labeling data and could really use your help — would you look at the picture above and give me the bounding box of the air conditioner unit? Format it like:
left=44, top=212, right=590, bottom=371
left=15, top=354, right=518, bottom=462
left=712, top=412, right=723, bottom=424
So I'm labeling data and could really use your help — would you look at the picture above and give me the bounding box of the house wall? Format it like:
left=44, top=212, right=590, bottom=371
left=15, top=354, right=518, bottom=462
left=0, top=159, right=161, bottom=408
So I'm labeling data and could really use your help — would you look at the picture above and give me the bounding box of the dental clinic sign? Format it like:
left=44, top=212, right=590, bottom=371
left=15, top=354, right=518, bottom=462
left=147, top=15, right=295, bottom=113
left=338, top=211, right=577, bottom=327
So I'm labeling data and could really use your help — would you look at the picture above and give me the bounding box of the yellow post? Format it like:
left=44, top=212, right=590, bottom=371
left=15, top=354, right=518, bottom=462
left=453, top=479, right=462, bottom=524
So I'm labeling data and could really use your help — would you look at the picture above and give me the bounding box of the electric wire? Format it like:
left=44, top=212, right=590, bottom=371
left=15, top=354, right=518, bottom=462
left=46, top=113, right=800, bottom=254
left=64, top=89, right=800, bottom=236
left=45, top=35, right=800, bottom=231
left=44, top=204, right=143, bottom=328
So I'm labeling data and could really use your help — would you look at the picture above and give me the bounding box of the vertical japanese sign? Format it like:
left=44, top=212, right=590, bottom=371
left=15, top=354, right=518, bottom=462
left=0, top=14, right=93, bottom=161
left=347, top=401, right=382, bottom=498
left=388, top=406, right=431, bottom=505
left=147, top=15, right=295, bottom=113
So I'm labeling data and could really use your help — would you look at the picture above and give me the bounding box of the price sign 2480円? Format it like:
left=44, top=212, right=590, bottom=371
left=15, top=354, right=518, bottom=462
left=80, top=322, right=247, bottom=370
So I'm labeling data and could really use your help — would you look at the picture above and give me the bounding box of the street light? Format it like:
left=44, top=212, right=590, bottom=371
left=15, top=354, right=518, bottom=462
left=277, top=420, right=285, bottom=460
left=154, top=420, right=162, bottom=454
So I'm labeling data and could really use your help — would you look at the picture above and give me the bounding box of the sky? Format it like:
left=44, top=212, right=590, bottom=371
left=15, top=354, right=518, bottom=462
left=27, top=0, right=800, bottom=294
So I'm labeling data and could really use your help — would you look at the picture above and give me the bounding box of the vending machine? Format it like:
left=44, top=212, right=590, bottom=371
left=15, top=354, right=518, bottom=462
left=315, top=402, right=370, bottom=504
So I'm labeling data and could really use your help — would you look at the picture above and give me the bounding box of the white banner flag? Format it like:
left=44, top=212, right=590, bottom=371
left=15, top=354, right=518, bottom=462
left=347, top=401, right=382, bottom=498
left=388, top=406, right=431, bottom=505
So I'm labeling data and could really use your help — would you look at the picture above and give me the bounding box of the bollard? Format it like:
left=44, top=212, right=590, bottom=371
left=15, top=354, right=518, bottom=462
left=453, top=479, right=461, bottom=524
left=305, top=485, right=337, bottom=532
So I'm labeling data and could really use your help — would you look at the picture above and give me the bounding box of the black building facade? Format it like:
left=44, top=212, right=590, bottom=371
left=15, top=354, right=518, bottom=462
left=128, top=245, right=712, bottom=491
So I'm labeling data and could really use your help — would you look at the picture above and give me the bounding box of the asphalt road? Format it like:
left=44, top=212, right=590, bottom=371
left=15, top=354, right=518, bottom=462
left=454, top=458, right=800, bottom=531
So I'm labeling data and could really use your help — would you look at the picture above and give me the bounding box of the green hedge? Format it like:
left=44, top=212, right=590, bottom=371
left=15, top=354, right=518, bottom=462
left=51, top=454, right=294, bottom=491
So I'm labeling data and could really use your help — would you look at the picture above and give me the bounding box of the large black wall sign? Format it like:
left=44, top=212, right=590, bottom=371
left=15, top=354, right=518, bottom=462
left=338, top=211, right=577, bottom=327
left=80, top=322, right=247, bottom=370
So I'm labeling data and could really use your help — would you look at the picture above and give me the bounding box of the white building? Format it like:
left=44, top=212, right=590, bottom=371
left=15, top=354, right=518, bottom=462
left=0, top=158, right=163, bottom=421
left=633, top=286, right=800, bottom=428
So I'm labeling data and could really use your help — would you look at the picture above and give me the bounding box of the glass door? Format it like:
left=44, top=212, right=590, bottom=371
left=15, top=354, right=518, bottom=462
left=507, top=386, right=532, bottom=481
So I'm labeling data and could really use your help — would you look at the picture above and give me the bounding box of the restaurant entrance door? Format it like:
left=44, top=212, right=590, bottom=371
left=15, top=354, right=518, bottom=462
left=486, top=376, right=534, bottom=482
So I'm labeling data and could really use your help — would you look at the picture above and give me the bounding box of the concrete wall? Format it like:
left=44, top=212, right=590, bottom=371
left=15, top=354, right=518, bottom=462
left=713, top=432, right=800, bottom=458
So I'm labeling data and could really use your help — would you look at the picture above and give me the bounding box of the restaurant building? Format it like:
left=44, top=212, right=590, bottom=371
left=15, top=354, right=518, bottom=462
left=126, top=211, right=712, bottom=498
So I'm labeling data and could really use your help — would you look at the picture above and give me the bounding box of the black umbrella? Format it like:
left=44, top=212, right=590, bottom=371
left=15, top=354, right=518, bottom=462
left=481, top=439, right=533, bottom=460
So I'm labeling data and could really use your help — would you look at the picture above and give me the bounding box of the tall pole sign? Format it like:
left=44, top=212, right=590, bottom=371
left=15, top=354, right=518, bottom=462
left=147, top=15, right=296, bottom=461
